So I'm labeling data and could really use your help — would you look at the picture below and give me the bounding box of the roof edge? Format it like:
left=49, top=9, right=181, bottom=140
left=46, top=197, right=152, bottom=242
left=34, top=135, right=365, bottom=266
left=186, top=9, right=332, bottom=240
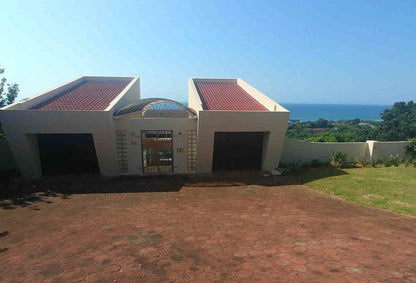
left=105, top=77, right=139, bottom=111
left=236, top=78, right=289, bottom=112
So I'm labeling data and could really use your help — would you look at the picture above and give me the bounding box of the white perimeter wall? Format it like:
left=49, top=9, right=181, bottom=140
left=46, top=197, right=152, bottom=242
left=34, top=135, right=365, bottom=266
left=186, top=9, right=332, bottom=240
left=114, top=118, right=197, bottom=174
left=281, top=137, right=409, bottom=164
left=373, top=141, right=410, bottom=161
left=197, top=111, right=290, bottom=173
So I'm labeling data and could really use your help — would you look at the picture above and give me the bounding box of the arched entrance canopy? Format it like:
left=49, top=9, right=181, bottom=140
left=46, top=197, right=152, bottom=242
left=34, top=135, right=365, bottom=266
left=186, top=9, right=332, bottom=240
left=114, top=98, right=197, bottom=118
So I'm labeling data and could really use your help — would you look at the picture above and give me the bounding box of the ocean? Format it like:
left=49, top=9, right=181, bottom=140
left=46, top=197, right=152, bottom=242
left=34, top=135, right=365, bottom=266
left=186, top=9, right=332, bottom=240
left=281, top=103, right=390, bottom=122
left=183, top=101, right=391, bottom=122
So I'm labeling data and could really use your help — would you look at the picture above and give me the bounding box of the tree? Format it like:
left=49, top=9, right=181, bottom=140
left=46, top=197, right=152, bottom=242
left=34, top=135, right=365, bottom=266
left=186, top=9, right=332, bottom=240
left=310, top=118, right=332, bottom=129
left=0, top=66, right=19, bottom=107
left=376, top=101, right=416, bottom=141
left=0, top=66, right=19, bottom=139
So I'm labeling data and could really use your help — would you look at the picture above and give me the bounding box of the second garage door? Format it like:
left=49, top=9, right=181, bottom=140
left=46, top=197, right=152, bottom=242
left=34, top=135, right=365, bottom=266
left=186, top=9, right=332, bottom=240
left=212, top=132, right=264, bottom=171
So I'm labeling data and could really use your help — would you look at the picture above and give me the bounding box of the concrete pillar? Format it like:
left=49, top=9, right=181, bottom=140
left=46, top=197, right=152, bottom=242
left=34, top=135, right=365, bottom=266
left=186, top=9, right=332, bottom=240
left=196, top=130, right=215, bottom=173
left=366, top=140, right=379, bottom=161
left=92, top=131, right=119, bottom=176
left=262, top=131, right=285, bottom=171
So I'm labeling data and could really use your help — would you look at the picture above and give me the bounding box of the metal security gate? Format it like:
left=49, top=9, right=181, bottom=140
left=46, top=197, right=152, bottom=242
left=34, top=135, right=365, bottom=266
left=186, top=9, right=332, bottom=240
left=141, top=130, right=173, bottom=174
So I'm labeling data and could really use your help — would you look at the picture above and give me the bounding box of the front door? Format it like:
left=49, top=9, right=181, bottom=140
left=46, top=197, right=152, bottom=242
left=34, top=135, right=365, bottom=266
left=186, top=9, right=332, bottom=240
left=141, top=130, right=173, bottom=174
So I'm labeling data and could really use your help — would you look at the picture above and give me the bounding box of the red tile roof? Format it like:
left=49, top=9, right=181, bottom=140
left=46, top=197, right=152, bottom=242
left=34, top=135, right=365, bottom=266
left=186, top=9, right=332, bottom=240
left=32, top=80, right=131, bottom=111
left=195, top=82, right=268, bottom=111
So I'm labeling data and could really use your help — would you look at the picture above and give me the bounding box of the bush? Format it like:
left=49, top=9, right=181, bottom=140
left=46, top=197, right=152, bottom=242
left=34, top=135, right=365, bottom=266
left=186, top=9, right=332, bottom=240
left=391, top=155, right=402, bottom=167
left=286, top=161, right=304, bottom=171
left=330, top=150, right=347, bottom=168
left=382, top=154, right=401, bottom=167
left=406, top=138, right=416, bottom=159
left=357, top=155, right=370, bottom=167
left=372, top=159, right=383, bottom=168
left=382, top=157, right=392, bottom=167
left=405, top=159, right=411, bottom=167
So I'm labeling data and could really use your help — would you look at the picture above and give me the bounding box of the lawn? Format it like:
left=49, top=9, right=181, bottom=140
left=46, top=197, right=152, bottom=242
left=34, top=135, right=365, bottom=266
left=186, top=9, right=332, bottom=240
left=297, top=166, right=416, bottom=216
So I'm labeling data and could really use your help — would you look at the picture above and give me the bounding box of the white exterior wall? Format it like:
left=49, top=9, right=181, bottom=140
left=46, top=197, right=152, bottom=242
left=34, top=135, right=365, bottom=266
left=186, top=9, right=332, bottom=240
left=281, top=137, right=410, bottom=164
left=0, top=139, right=15, bottom=171
left=196, top=111, right=290, bottom=173
left=0, top=110, right=118, bottom=178
left=114, top=118, right=197, bottom=174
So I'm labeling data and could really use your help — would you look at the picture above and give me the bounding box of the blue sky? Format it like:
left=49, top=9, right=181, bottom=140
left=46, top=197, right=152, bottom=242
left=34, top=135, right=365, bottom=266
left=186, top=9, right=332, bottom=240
left=1, top=0, right=415, bottom=104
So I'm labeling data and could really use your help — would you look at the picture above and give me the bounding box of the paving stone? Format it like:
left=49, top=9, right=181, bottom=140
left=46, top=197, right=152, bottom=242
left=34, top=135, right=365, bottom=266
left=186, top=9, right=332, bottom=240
left=0, top=179, right=415, bottom=281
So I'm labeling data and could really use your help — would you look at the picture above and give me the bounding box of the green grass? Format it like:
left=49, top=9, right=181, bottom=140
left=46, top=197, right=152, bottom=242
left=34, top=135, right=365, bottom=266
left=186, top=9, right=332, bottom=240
left=297, top=167, right=416, bottom=216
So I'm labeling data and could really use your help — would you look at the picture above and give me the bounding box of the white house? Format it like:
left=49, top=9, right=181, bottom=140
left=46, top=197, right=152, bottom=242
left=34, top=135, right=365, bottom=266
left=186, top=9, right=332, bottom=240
left=0, top=76, right=289, bottom=179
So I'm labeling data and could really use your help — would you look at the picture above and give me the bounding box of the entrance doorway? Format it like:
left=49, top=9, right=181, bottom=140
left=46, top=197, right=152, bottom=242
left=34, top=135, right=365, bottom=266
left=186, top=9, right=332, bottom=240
left=141, top=130, right=173, bottom=174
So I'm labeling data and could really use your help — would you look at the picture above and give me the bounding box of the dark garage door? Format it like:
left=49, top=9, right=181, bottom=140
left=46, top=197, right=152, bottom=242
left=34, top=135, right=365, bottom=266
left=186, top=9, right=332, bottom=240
left=212, top=132, right=264, bottom=171
left=38, top=134, right=100, bottom=175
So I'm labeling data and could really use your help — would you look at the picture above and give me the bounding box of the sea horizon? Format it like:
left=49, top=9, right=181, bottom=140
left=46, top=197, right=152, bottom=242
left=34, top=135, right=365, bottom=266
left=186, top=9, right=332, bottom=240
left=181, top=101, right=391, bottom=122
left=281, top=103, right=390, bottom=122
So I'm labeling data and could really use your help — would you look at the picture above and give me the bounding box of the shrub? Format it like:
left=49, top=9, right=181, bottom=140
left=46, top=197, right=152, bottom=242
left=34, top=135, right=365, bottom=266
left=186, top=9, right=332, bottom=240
left=372, top=159, right=383, bottom=168
left=405, top=158, right=411, bottom=167
left=391, top=155, right=402, bottom=167
left=286, top=161, right=304, bottom=171
left=382, top=157, right=392, bottom=167
left=373, top=159, right=383, bottom=167
left=406, top=138, right=416, bottom=159
left=382, top=154, right=401, bottom=167
left=357, top=155, right=370, bottom=167
left=330, top=150, right=347, bottom=168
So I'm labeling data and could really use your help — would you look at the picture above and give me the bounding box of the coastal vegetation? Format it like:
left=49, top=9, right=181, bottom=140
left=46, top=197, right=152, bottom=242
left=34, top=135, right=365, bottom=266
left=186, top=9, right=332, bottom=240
left=287, top=101, right=416, bottom=142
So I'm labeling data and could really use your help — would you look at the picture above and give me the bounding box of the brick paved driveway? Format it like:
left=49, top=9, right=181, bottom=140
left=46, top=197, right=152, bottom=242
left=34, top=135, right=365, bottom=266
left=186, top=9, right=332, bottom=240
left=0, top=176, right=415, bottom=282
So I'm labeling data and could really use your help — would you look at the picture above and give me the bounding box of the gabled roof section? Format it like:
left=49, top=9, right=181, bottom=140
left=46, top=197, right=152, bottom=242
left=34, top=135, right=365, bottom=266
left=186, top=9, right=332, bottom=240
left=195, top=82, right=268, bottom=111
left=31, top=78, right=133, bottom=111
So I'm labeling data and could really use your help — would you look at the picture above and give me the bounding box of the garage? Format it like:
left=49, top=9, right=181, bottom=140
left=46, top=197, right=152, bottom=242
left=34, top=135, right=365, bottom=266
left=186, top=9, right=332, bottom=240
left=37, top=134, right=100, bottom=175
left=212, top=132, right=264, bottom=171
